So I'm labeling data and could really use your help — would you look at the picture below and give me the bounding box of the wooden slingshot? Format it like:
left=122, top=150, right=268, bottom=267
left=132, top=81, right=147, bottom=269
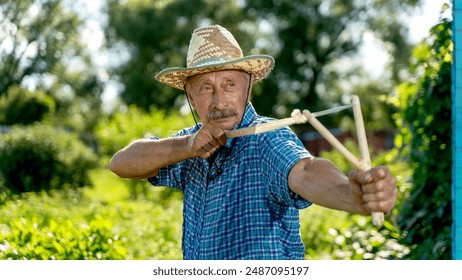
left=225, top=95, right=384, bottom=227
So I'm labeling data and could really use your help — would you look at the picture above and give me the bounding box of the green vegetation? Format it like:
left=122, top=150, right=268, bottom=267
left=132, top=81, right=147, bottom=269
left=0, top=0, right=453, bottom=260
left=94, top=105, right=194, bottom=161
left=393, top=18, right=453, bottom=259
left=0, top=170, right=183, bottom=260
left=0, top=86, right=55, bottom=125
left=0, top=124, right=98, bottom=195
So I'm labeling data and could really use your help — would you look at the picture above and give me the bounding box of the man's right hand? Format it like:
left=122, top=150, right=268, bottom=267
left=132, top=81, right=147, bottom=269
left=188, top=125, right=228, bottom=158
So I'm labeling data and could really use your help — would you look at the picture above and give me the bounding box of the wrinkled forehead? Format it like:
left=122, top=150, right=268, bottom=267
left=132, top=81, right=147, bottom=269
left=186, top=70, right=250, bottom=86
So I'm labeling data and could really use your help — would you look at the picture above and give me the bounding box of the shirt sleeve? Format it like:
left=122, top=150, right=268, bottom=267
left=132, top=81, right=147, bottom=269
left=261, top=127, right=312, bottom=209
left=147, top=161, right=184, bottom=191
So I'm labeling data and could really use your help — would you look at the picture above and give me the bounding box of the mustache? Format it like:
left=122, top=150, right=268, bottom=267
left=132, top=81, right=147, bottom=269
left=207, top=108, right=238, bottom=121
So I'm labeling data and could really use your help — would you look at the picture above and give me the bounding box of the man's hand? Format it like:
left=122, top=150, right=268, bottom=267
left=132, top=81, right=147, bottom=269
left=348, top=166, right=398, bottom=215
left=188, top=125, right=228, bottom=158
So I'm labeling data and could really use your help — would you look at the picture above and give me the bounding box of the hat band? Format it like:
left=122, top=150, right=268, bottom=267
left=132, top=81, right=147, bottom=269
left=190, top=56, right=238, bottom=68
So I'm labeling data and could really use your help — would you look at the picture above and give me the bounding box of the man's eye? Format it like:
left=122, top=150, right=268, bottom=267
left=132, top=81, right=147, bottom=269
left=224, top=82, right=235, bottom=90
left=199, top=86, right=213, bottom=94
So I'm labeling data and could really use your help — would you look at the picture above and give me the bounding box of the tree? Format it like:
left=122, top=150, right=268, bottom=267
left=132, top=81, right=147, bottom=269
left=393, top=11, right=452, bottom=259
left=245, top=0, right=421, bottom=125
left=0, top=0, right=103, bottom=143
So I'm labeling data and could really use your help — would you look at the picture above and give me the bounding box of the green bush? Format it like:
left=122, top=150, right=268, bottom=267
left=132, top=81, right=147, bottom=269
left=0, top=216, right=127, bottom=260
left=0, top=187, right=182, bottom=260
left=95, top=105, right=194, bottom=160
left=86, top=168, right=183, bottom=259
left=301, top=209, right=409, bottom=260
left=0, top=124, right=98, bottom=195
left=0, top=86, right=55, bottom=125
left=95, top=106, right=193, bottom=198
left=393, top=19, right=452, bottom=259
left=0, top=191, right=126, bottom=260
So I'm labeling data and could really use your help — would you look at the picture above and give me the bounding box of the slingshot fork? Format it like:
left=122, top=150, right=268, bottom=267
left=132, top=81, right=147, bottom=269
left=302, top=95, right=384, bottom=227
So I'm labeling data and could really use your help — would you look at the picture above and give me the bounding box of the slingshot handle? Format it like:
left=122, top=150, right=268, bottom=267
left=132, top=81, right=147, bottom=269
left=351, top=95, right=384, bottom=227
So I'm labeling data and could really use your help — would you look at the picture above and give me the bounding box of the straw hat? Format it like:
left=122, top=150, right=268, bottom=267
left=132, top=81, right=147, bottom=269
left=155, top=25, right=275, bottom=90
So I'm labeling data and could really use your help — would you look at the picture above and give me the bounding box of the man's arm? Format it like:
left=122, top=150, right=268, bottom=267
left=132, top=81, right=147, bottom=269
left=109, top=136, right=191, bottom=179
left=109, top=125, right=227, bottom=179
left=288, top=157, right=397, bottom=215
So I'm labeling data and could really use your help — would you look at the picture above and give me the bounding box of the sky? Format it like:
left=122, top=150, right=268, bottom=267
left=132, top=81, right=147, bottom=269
left=360, top=0, right=452, bottom=78
left=408, top=0, right=451, bottom=43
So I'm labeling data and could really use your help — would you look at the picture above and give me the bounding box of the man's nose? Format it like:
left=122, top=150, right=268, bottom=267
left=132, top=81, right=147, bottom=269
left=211, top=87, right=227, bottom=108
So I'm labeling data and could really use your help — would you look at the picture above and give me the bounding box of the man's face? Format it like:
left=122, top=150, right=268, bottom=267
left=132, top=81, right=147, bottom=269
left=186, top=70, right=251, bottom=131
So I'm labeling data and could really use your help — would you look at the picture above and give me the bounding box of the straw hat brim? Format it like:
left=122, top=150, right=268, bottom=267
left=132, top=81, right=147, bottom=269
left=155, top=55, right=275, bottom=90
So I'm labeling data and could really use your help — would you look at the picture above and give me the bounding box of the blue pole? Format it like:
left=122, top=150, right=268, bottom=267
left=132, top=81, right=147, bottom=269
left=453, top=0, right=462, bottom=260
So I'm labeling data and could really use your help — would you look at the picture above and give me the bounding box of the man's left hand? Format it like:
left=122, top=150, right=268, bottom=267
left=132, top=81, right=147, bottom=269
left=348, top=166, right=398, bottom=215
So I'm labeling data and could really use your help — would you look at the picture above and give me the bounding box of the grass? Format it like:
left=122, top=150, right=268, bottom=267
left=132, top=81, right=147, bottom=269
left=85, top=168, right=131, bottom=202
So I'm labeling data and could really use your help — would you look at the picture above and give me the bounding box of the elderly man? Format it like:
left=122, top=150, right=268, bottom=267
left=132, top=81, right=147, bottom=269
left=110, top=25, right=397, bottom=260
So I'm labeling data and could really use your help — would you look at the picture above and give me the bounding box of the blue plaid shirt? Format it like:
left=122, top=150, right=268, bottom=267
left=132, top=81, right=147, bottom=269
left=148, top=103, right=312, bottom=259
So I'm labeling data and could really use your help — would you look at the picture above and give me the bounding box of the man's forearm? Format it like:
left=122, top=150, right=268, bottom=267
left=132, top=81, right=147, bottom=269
left=288, top=157, right=365, bottom=214
left=109, top=136, right=191, bottom=179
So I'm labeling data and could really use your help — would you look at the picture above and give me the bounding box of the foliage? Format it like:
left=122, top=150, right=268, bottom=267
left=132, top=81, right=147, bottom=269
left=246, top=0, right=420, bottom=119
left=301, top=208, right=409, bottom=260
left=95, top=105, right=194, bottom=160
left=0, top=0, right=104, bottom=145
left=0, top=0, right=89, bottom=94
left=0, top=177, right=183, bottom=260
left=338, top=83, right=398, bottom=134
left=94, top=106, right=193, bottom=198
left=104, top=0, right=212, bottom=112
left=0, top=86, right=55, bottom=125
left=392, top=15, right=452, bottom=259
left=0, top=190, right=126, bottom=260
left=1, top=0, right=78, bottom=95
left=0, top=213, right=126, bottom=260
left=0, top=124, right=98, bottom=195
left=87, top=169, right=183, bottom=259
